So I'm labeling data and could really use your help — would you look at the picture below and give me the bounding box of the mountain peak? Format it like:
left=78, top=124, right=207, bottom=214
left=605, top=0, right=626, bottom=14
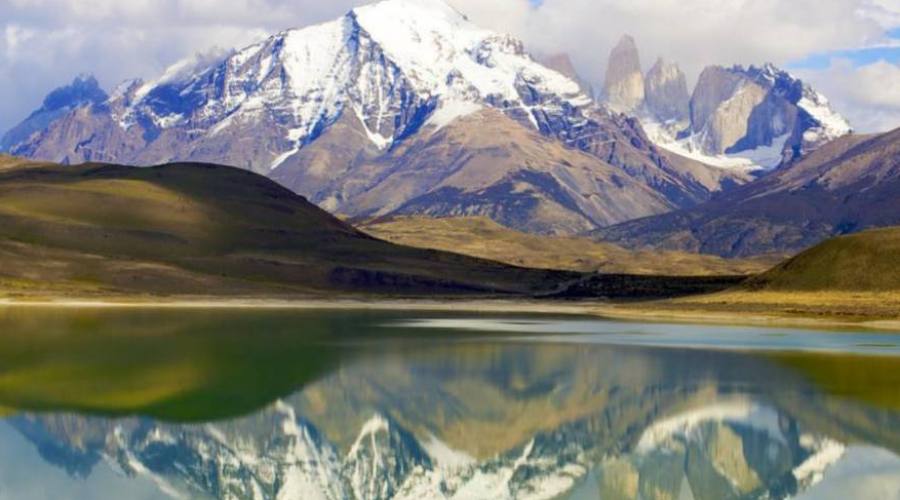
left=72, top=73, right=98, bottom=86
left=615, top=34, right=638, bottom=49
left=648, top=57, right=673, bottom=71
left=608, top=34, right=641, bottom=70
left=644, top=58, right=689, bottom=122
left=352, top=0, right=467, bottom=21
left=603, top=34, right=644, bottom=112
left=642, top=61, right=852, bottom=169
left=40, top=74, right=107, bottom=114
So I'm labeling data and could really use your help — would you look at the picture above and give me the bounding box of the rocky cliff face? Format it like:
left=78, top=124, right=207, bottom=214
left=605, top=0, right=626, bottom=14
left=685, top=64, right=845, bottom=161
left=644, top=58, right=690, bottom=123
left=660, top=63, right=849, bottom=169
left=598, top=36, right=851, bottom=171
left=3, top=0, right=739, bottom=235
left=601, top=35, right=645, bottom=113
left=692, top=70, right=774, bottom=154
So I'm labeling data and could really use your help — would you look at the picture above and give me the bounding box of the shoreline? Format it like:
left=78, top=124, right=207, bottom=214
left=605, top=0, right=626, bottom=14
left=1, top=296, right=899, bottom=333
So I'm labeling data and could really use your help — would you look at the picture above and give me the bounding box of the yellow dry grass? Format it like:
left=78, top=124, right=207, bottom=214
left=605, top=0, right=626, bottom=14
left=671, top=290, right=900, bottom=321
left=363, top=216, right=774, bottom=276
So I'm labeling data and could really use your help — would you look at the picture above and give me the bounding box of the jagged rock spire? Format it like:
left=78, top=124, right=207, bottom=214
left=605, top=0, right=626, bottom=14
left=644, top=57, right=690, bottom=122
left=602, top=34, right=644, bottom=113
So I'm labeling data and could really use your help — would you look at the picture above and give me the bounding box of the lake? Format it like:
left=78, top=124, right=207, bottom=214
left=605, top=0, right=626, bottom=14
left=0, top=306, right=898, bottom=499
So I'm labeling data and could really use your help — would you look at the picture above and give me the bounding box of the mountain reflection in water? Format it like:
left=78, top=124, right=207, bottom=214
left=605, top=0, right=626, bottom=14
left=0, top=307, right=897, bottom=500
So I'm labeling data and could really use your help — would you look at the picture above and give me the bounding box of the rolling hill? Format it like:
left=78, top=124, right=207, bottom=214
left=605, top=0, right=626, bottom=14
left=660, top=228, right=900, bottom=321
left=0, top=155, right=574, bottom=297
left=747, top=226, right=900, bottom=292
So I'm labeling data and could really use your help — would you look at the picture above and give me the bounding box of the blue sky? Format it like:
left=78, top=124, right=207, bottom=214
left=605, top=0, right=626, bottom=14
left=789, top=28, right=900, bottom=70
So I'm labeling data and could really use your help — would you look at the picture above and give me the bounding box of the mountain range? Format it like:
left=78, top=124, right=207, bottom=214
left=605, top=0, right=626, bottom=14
left=0, top=0, right=751, bottom=236
left=0, top=0, right=895, bottom=259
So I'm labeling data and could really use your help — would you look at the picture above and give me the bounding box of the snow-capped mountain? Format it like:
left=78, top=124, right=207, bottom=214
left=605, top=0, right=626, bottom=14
left=4, top=0, right=745, bottom=235
left=112, top=0, right=591, bottom=165
left=601, top=36, right=851, bottom=171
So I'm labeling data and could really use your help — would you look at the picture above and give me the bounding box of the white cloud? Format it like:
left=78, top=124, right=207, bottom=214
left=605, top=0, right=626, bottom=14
left=455, top=0, right=900, bottom=132
left=1, top=0, right=899, bottom=133
left=797, top=59, right=900, bottom=133
left=454, top=0, right=895, bottom=82
left=861, top=0, right=900, bottom=28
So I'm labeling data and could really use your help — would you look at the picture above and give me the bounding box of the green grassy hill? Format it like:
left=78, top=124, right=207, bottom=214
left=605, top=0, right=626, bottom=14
left=749, top=227, right=900, bottom=292
left=0, top=158, right=576, bottom=297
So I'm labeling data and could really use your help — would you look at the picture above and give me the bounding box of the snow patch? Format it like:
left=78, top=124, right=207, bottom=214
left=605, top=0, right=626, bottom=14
left=636, top=398, right=785, bottom=453
left=269, top=127, right=306, bottom=171
left=348, top=413, right=392, bottom=458
left=798, top=93, right=852, bottom=143
left=793, top=438, right=846, bottom=488
left=353, top=106, right=393, bottom=149
left=423, top=434, right=475, bottom=470
left=426, top=100, right=483, bottom=132
left=642, top=116, right=789, bottom=171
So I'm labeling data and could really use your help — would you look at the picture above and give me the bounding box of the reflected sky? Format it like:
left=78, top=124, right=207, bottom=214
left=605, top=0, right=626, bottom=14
left=391, top=318, right=900, bottom=355
left=0, top=422, right=170, bottom=500
left=0, top=307, right=898, bottom=499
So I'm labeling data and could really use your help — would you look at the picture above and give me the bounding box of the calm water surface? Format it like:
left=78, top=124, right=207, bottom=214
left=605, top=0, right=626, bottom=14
left=0, top=307, right=898, bottom=500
